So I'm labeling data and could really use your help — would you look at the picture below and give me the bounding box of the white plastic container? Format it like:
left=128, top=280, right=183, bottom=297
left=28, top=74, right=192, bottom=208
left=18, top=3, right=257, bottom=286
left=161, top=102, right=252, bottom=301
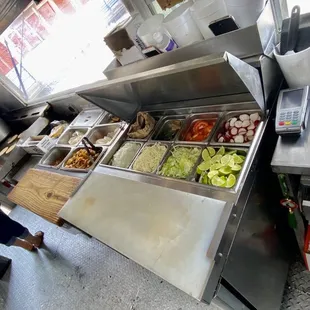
left=190, top=0, right=227, bottom=40
left=153, top=32, right=178, bottom=52
left=274, top=46, right=310, bottom=88
left=137, top=14, right=166, bottom=48
left=164, top=1, right=203, bottom=47
left=224, top=0, right=265, bottom=28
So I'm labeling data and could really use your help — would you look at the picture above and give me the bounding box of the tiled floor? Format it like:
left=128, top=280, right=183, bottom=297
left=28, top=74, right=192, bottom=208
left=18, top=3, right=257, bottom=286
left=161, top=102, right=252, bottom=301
left=0, top=207, right=221, bottom=310
left=1, top=206, right=308, bottom=310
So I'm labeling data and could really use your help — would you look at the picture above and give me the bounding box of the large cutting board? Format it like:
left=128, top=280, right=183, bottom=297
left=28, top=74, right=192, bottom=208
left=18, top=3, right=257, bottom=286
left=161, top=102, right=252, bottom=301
left=8, top=169, right=81, bottom=226
left=59, top=172, right=229, bottom=299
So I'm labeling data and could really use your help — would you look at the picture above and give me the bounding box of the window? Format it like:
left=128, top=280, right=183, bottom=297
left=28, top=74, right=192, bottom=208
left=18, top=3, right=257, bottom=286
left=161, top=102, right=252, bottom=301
left=0, top=0, right=130, bottom=102
left=287, top=0, right=310, bottom=13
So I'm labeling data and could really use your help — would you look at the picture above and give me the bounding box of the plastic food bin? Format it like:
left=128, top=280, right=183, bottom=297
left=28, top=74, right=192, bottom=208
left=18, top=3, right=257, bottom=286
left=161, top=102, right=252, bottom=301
left=190, top=0, right=227, bottom=40
left=138, top=14, right=166, bottom=47
left=224, top=0, right=265, bottom=28
left=164, top=1, right=203, bottom=47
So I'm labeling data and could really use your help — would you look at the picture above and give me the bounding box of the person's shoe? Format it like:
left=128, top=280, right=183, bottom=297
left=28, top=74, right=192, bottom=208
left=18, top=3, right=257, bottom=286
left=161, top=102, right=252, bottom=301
left=33, top=231, right=44, bottom=248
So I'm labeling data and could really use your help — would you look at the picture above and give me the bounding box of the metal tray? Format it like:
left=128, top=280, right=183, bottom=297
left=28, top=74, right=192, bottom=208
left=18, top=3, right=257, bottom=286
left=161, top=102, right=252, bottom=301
left=177, top=113, right=220, bottom=144
left=61, top=146, right=106, bottom=173
left=129, top=142, right=170, bottom=174
left=126, top=116, right=163, bottom=142
left=150, top=115, right=186, bottom=142
left=57, top=127, right=89, bottom=146
left=86, top=124, right=122, bottom=146
left=191, top=146, right=249, bottom=190
left=157, top=143, right=202, bottom=180
left=70, top=108, right=104, bottom=127
left=39, top=146, right=72, bottom=169
left=96, top=113, right=123, bottom=125
left=210, top=110, right=264, bottom=147
left=100, top=141, right=143, bottom=169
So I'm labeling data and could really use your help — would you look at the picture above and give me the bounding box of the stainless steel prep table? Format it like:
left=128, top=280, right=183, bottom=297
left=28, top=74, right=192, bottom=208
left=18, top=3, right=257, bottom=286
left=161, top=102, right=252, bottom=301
left=58, top=52, right=289, bottom=310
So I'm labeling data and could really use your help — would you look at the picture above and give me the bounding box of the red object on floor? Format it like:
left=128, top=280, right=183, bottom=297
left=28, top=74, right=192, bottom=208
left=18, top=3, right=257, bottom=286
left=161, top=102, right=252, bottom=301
left=303, top=225, right=310, bottom=270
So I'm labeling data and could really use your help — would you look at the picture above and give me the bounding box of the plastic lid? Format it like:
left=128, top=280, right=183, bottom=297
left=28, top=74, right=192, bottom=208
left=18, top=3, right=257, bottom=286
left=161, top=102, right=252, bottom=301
left=153, top=32, right=164, bottom=43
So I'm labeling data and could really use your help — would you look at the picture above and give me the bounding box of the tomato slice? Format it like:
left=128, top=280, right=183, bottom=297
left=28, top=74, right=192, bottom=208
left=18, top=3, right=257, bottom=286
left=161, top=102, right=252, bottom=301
left=192, top=121, right=208, bottom=133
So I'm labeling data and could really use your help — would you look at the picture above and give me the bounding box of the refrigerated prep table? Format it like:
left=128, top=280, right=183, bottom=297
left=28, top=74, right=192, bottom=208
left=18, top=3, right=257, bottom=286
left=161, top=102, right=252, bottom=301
left=56, top=52, right=289, bottom=310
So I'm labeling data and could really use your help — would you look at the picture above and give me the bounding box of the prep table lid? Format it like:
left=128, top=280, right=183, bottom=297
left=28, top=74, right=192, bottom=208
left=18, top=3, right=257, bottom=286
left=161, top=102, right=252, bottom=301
left=78, top=52, right=265, bottom=122
left=59, top=171, right=232, bottom=300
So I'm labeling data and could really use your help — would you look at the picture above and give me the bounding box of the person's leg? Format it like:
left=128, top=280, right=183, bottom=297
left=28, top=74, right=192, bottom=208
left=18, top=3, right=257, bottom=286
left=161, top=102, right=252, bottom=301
left=0, top=210, right=44, bottom=250
left=11, top=238, right=34, bottom=251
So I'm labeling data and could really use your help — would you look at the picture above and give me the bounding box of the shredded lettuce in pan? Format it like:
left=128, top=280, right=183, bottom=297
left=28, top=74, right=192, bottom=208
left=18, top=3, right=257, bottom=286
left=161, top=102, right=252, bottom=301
left=160, top=147, right=201, bottom=179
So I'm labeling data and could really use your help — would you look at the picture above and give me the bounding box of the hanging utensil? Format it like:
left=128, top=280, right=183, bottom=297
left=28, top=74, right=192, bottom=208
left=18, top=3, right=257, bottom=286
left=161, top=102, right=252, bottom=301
left=280, top=5, right=300, bottom=55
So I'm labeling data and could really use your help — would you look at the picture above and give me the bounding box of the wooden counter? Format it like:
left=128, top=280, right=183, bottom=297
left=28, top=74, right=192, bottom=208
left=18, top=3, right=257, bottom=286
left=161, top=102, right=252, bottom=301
left=8, top=168, right=81, bottom=225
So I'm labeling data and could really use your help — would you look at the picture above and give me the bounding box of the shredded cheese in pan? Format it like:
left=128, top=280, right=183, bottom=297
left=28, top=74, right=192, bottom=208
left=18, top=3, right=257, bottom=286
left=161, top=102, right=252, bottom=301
left=133, top=143, right=167, bottom=173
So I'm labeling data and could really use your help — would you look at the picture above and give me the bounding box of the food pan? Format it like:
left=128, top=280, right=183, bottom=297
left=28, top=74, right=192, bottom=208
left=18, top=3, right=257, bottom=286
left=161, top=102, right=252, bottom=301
left=191, top=146, right=249, bottom=190
left=96, top=113, right=122, bottom=125
left=86, top=124, right=122, bottom=146
left=126, top=115, right=162, bottom=141
left=100, top=141, right=143, bottom=169
left=70, top=108, right=104, bottom=127
left=151, top=115, right=186, bottom=142
left=61, top=146, right=106, bottom=173
left=129, top=142, right=169, bottom=174
left=157, top=144, right=202, bottom=180
left=177, top=113, right=220, bottom=143
left=39, top=146, right=71, bottom=169
left=57, top=127, right=88, bottom=146
left=210, top=110, right=264, bottom=147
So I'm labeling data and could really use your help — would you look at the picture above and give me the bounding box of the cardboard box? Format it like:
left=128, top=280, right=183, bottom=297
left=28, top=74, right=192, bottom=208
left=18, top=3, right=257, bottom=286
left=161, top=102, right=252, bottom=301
left=156, top=0, right=184, bottom=9
left=104, top=14, right=145, bottom=65
left=21, top=136, right=56, bottom=155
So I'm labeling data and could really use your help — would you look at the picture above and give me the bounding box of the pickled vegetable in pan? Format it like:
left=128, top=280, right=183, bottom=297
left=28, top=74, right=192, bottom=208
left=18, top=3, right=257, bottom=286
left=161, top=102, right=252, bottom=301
left=184, top=120, right=215, bottom=142
left=216, top=113, right=261, bottom=143
left=155, top=120, right=182, bottom=141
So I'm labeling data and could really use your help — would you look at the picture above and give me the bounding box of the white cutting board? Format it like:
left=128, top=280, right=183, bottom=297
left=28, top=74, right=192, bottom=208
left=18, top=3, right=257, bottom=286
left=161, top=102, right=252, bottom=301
left=59, top=172, right=228, bottom=299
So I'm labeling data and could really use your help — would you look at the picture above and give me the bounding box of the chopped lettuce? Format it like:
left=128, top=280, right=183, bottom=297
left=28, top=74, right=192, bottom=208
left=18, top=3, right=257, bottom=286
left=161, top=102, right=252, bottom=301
left=160, top=147, right=201, bottom=179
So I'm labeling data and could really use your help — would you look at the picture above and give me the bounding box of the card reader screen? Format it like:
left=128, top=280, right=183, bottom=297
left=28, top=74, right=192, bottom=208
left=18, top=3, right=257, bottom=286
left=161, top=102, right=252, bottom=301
left=282, top=89, right=303, bottom=109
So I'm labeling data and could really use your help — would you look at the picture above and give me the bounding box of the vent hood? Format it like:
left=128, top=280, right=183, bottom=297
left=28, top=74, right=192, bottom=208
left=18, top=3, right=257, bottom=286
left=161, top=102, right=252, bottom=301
left=0, top=0, right=32, bottom=35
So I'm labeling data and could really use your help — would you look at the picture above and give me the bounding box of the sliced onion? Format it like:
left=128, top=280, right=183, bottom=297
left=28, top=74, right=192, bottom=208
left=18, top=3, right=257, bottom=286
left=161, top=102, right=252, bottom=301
left=234, top=135, right=244, bottom=143
left=230, top=138, right=235, bottom=143
left=218, top=136, right=225, bottom=143
left=225, top=122, right=230, bottom=130
left=250, top=113, right=259, bottom=122
left=241, top=120, right=250, bottom=128
left=248, top=122, right=255, bottom=130
left=230, top=127, right=238, bottom=136
left=246, top=130, right=254, bottom=137
left=230, top=117, right=237, bottom=127
left=239, top=114, right=250, bottom=121
left=247, top=135, right=254, bottom=141
left=235, top=120, right=242, bottom=128
left=238, top=128, right=247, bottom=135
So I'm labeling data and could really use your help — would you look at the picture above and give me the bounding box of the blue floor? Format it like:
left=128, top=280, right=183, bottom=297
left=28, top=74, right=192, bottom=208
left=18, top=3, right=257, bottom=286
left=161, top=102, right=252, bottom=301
left=0, top=207, right=220, bottom=310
